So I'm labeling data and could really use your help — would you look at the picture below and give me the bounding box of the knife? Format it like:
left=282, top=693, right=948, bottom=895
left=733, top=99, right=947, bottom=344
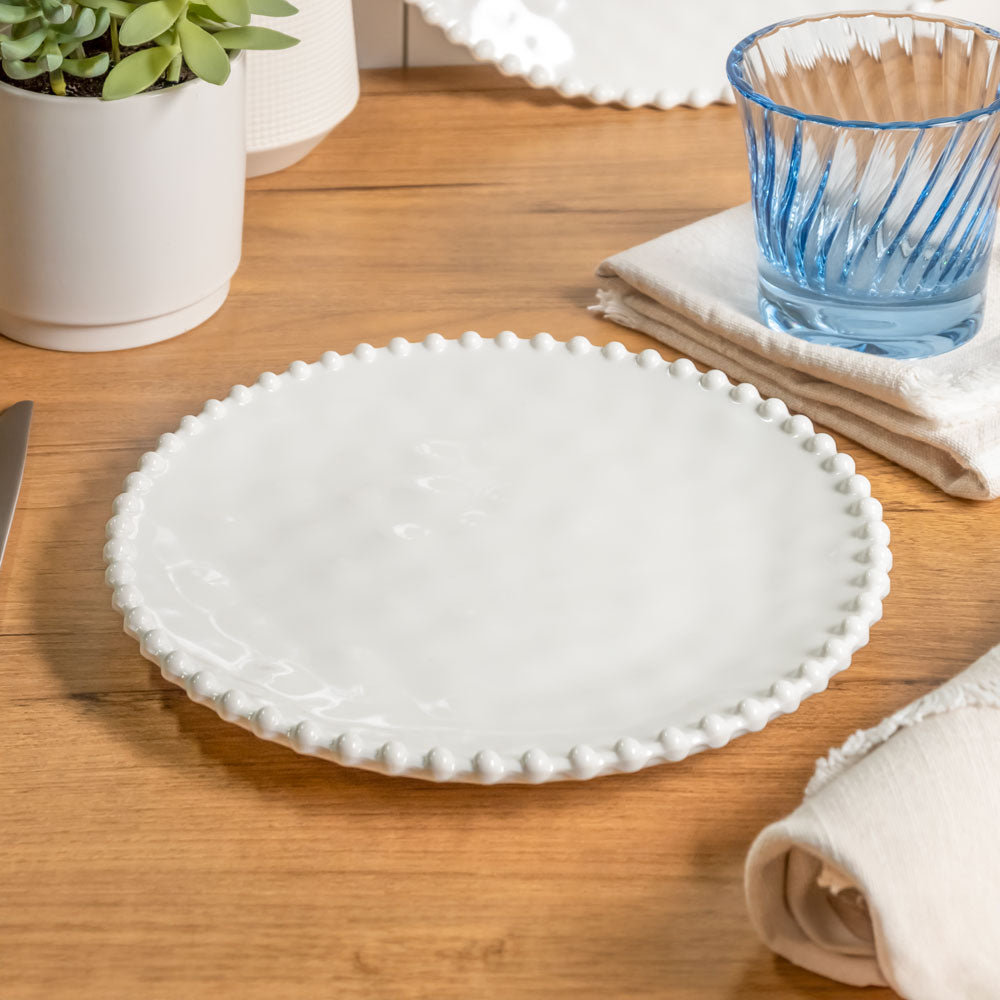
left=0, top=401, right=33, bottom=572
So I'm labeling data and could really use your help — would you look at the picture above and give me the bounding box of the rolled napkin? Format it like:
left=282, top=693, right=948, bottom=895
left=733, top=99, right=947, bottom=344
left=593, top=204, right=1000, bottom=499
left=744, top=644, right=1000, bottom=996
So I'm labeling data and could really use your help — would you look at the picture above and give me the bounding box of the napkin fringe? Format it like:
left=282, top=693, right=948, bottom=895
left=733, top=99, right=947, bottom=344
left=807, top=672, right=1000, bottom=797
left=592, top=288, right=639, bottom=329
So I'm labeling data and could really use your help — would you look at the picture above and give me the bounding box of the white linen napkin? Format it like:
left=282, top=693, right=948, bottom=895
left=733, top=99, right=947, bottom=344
left=594, top=204, right=1000, bottom=499
left=744, top=644, right=1000, bottom=997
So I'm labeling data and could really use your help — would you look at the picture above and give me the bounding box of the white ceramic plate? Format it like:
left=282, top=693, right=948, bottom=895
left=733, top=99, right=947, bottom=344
left=405, top=0, right=929, bottom=108
left=105, top=334, right=890, bottom=784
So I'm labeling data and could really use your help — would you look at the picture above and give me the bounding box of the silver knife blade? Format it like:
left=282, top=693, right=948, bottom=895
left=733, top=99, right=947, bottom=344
left=0, top=401, right=33, bottom=571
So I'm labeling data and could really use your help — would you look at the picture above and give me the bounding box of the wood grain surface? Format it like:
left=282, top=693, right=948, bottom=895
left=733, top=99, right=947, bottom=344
left=2, top=66, right=998, bottom=1000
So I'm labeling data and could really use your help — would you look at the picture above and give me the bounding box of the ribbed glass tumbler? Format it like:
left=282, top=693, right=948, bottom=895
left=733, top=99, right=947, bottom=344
left=728, top=12, right=1000, bottom=358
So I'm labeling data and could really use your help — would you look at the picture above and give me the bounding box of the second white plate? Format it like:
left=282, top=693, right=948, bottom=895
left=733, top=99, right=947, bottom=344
left=106, top=334, right=889, bottom=783
left=406, top=0, right=929, bottom=108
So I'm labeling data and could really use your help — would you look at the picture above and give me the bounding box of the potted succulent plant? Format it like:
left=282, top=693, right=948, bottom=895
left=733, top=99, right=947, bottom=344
left=0, top=0, right=298, bottom=352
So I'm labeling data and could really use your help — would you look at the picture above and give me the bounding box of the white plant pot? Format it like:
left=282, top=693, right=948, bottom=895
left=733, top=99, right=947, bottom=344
left=246, top=0, right=359, bottom=177
left=0, top=57, right=246, bottom=353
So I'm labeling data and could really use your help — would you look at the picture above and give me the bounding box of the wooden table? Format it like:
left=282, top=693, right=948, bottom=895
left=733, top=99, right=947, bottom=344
left=3, top=66, right=998, bottom=1000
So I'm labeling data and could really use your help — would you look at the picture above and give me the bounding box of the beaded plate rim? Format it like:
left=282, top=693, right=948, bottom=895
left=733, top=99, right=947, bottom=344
left=104, top=332, right=891, bottom=784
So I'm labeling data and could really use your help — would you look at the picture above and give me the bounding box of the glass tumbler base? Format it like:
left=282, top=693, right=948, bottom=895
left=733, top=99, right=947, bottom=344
left=758, top=273, right=983, bottom=359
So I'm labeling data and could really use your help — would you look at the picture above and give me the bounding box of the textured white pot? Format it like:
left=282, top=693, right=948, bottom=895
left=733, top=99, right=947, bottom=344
left=246, top=0, right=359, bottom=177
left=0, top=57, right=246, bottom=353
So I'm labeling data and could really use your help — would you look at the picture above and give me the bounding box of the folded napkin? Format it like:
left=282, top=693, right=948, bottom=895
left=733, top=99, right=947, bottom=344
left=594, top=204, right=1000, bottom=499
left=745, top=644, right=1000, bottom=997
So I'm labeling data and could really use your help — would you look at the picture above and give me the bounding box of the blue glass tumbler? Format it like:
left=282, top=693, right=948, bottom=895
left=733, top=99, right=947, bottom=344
left=727, top=12, right=1000, bottom=359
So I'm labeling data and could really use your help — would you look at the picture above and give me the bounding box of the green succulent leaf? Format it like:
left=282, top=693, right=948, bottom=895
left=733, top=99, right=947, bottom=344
left=66, top=5, right=96, bottom=37
left=75, top=0, right=136, bottom=17
left=0, top=27, right=46, bottom=60
left=2, top=49, right=61, bottom=77
left=0, top=3, right=34, bottom=22
left=186, top=2, right=223, bottom=23
left=46, top=2, right=73, bottom=24
left=42, top=0, right=72, bottom=18
left=202, top=0, right=249, bottom=25
left=101, top=41, right=174, bottom=98
left=119, top=0, right=186, bottom=46
left=247, top=0, right=296, bottom=15
left=61, top=51, right=109, bottom=76
left=74, top=6, right=110, bottom=41
left=177, top=15, right=229, bottom=84
left=1, top=57, right=48, bottom=78
left=211, top=24, right=296, bottom=49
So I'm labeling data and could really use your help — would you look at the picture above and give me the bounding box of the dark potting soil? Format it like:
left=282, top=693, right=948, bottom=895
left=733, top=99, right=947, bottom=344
left=0, top=31, right=196, bottom=98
